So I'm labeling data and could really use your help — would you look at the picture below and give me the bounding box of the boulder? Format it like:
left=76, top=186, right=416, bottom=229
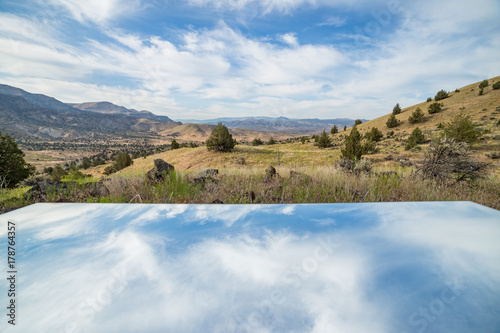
left=24, top=182, right=70, bottom=202
left=212, top=199, right=224, bottom=204
left=146, top=159, right=175, bottom=183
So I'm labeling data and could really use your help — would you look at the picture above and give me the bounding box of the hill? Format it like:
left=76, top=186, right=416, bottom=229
left=355, top=76, right=500, bottom=137
left=69, top=101, right=175, bottom=123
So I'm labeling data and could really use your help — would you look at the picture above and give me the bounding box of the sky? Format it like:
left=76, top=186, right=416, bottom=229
left=0, top=0, right=499, bottom=120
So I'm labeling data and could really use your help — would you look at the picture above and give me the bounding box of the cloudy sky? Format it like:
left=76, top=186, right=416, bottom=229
left=0, top=0, right=499, bottom=120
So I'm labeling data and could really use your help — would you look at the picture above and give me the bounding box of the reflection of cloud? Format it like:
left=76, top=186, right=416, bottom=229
left=1, top=202, right=499, bottom=332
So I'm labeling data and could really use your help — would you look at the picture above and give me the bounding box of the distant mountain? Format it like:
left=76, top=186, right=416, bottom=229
left=175, top=116, right=369, bottom=133
left=69, top=101, right=174, bottom=123
left=0, top=84, right=179, bottom=139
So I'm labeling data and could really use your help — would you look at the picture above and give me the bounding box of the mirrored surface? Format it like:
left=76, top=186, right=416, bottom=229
left=1, top=202, right=499, bottom=332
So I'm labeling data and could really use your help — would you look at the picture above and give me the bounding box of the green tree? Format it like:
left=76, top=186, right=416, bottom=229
left=51, top=165, right=68, bottom=181
left=341, top=126, right=363, bottom=160
left=206, top=122, right=235, bottom=152
left=405, top=127, right=426, bottom=151
left=365, top=127, right=383, bottom=142
left=268, top=137, right=276, bottom=145
left=408, top=107, right=425, bottom=124
left=252, top=138, right=264, bottom=146
left=300, top=136, right=307, bottom=144
left=80, top=157, right=91, bottom=170
left=443, top=110, right=481, bottom=143
left=171, top=139, right=180, bottom=150
left=478, top=80, right=489, bottom=89
left=392, top=103, right=401, bottom=115
left=317, top=129, right=332, bottom=148
left=0, top=131, right=35, bottom=188
left=434, top=89, right=449, bottom=101
left=386, top=114, right=400, bottom=128
left=114, top=152, right=133, bottom=170
left=492, top=81, right=500, bottom=90
left=428, top=102, right=442, bottom=114
left=354, top=119, right=362, bottom=126
left=343, top=125, right=347, bottom=131
left=331, top=125, right=339, bottom=135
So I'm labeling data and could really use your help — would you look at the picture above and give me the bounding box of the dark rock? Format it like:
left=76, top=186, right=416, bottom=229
left=146, top=159, right=175, bottom=183
left=265, top=166, right=277, bottom=177
left=24, top=182, right=70, bottom=202
left=212, top=199, right=224, bottom=204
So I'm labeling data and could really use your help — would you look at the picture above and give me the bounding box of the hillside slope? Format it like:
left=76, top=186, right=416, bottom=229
left=355, top=75, right=500, bottom=137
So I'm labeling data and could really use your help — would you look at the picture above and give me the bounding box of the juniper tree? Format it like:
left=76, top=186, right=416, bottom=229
left=206, top=122, right=235, bottom=152
left=408, top=107, right=425, bottom=124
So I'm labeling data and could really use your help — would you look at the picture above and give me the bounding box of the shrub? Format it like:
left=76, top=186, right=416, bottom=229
left=408, top=107, right=425, bottom=124
left=268, top=137, right=276, bottom=145
left=235, top=156, right=246, bottom=165
left=418, top=138, right=488, bottom=181
left=386, top=114, right=400, bottom=128
left=317, top=129, right=332, bottom=148
left=362, top=140, right=378, bottom=154
left=443, top=110, right=481, bottom=143
left=478, top=80, right=489, bottom=89
left=206, top=122, right=235, bottom=152
left=331, top=125, right=339, bottom=135
left=392, top=103, right=402, bottom=115
left=365, top=127, right=383, bottom=142
left=171, top=139, right=180, bottom=150
left=252, top=138, right=264, bottom=146
left=455, top=89, right=460, bottom=92
left=405, top=127, right=426, bottom=151
left=426, top=97, right=432, bottom=102
left=428, top=102, right=442, bottom=114
left=341, top=126, right=363, bottom=160
left=343, top=125, right=347, bottom=131
left=354, top=119, right=363, bottom=126
left=300, top=136, right=307, bottom=144
left=485, top=152, right=500, bottom=159
left=103, top=152, right=133, bottom=175
left=0, top=131, right=35, bottom=188
left=493, top=81, right=500, bottom=90
left=478, top=88, right=484, bottom=96
left=434, top=89, right=449, bottom=101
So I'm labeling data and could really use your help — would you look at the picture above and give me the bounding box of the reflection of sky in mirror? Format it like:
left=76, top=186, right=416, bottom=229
left=1, top=202, right=499, bottom=332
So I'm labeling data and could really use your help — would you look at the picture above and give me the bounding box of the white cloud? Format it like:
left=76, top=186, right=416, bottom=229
left=278, top=32, right=299, bottom=47
left=317, top=16, right=346, bottom=27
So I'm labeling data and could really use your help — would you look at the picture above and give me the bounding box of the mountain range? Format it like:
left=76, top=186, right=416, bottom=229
left=175, top=116, right=367, bottom=133
left=0, top=84, right=364, bottom=140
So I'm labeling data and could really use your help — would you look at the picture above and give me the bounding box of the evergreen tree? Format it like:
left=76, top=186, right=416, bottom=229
left=171, top=139, right=180, bottom=150
left=0, top=131, right=35, bottom=188
left=434, top=89, right=449, bottom=101
left=386, top=114, right=400, bottom=128
left=344, top=125, right=347, bottom=131
left=268, top=137, right=276, bottom=145
left=392, top=103, right=402, bottom=115
left=443, top=110, right=481, bottom=143
left=478, top=80, right=489, bottom=89
left=365, top=127, right=383, bottom=142
left=331, top=125, right=338, bottom=135
left=405, top=127, right=426, bottom=150
left=408, top=107, right=425, bottom=124
left=341, top=126, right=363, bottom=160
left=428, top=102, right=442, bottom=114
left=206, top=122, right=235, bottom=152
left=354, top=119, right=362, bottom=126
left=317, top=129, right=332, bottom=148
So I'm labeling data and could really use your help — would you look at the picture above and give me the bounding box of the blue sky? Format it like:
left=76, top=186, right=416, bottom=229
left=0, top=0, right=499, bottom=120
